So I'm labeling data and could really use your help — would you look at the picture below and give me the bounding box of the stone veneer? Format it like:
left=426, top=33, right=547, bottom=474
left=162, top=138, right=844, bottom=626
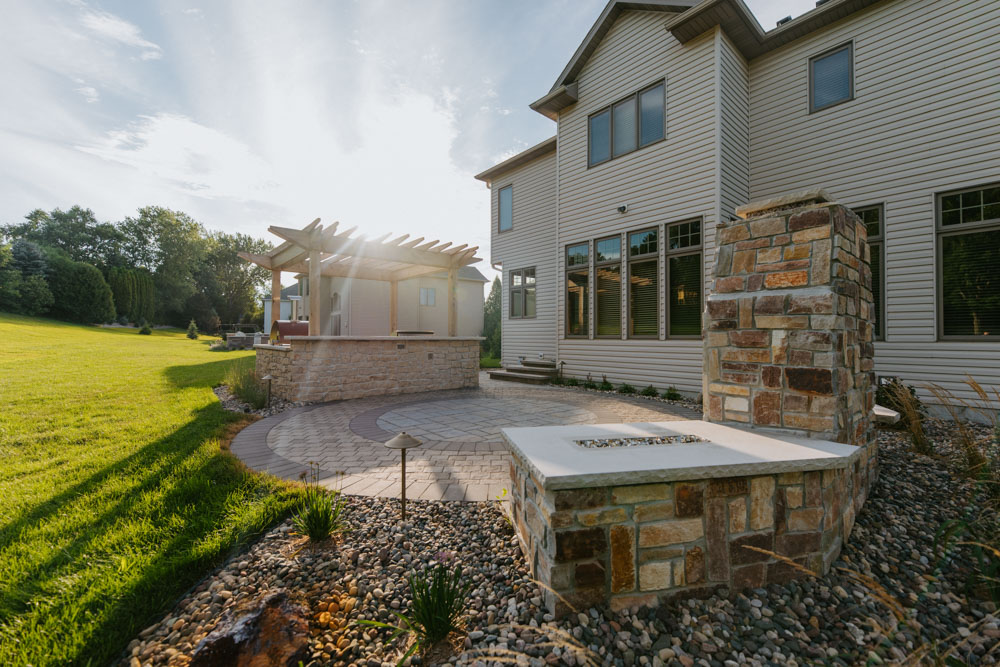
left=704, top=190, right=876, bottom=447
left=254, top=336, right=479, bottom=403
left=508, top=454, right=875, bottom=614
left=505, top=190, right=879, bottom=615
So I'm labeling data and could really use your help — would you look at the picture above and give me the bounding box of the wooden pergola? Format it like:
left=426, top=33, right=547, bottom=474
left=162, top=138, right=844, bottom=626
left=240, top=218, right=481, bottom=336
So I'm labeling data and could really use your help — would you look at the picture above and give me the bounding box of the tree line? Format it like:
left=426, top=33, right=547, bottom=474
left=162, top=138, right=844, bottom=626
left=0, top=205, right=272, bottom=331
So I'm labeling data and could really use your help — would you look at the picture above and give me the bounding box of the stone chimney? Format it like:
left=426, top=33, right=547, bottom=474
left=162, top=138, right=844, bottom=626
left=703, top=189, right=875, bottom=447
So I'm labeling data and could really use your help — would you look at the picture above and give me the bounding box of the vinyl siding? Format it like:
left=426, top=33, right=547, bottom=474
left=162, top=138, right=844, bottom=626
left=555, top=11, right=718, bottom=393
left=748, top=0, right=1000, bottom=402
left=490, top=151, right=558, bottom=365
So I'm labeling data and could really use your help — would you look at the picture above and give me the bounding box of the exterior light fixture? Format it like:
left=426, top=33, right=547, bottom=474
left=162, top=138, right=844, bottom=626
left=677, top=286, right=686, bottom=304
left=384, top=431, right=423, bottom=520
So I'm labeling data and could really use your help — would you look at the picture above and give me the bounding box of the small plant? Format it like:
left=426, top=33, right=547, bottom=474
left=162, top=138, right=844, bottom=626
left=583, top=373, right=597, bottom=390
left=565, top=377, right=579, bottom=387
left=291, top=465, right=348, bottom=541
left=208, top=339, right=228, bottom=351
left=138, top=325, right=152, bottom=335
left=186, top=319, right=199, bottom=339
left=223, top=357, right=268, bottom=409
left=599, top=375, right=614, bottom=391
left=641, top=384, right=658, bottom=397
left=359, top=552, right=472, bottom=664
left=494, top=488, right=512, bottom=527
left=617, top=382, right=636, bottom=395
left=662, top=386, right=683, bottom=401
left=936, top=512, right=1000, bottom=604
left=549, top=375, right=565, bottom=386
left=876, top=378, right=927, bottom=431
left=885, top=380, right=932, bottom=455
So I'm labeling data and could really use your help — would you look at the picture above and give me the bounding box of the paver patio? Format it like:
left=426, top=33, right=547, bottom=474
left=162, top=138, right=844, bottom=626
left=231, top=372, right=700, bottom=502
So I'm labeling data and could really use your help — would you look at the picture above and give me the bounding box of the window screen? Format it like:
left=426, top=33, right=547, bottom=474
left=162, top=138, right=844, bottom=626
left=589, top=111, right=611, bottom=166
left=810, top=44, right=852, bottom=112
left=612, top=97, right=637, bottom=157
left=639, top=83, right=665, bottom=146
left=498, top=185, right=513, bottom=232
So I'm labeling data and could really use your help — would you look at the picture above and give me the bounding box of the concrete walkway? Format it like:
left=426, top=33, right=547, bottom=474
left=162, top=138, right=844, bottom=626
left=231, top=373, right=700, bottom=502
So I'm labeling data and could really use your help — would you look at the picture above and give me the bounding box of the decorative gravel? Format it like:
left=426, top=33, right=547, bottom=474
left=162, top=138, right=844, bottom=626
left=126, top=421, right=998, bottom=666
left=213, top=384, right=304, bottom=418
left=576, top=435, right=708, bottom=449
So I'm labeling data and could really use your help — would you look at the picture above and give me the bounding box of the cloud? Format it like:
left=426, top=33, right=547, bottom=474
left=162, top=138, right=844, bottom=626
left=79, top=8, right=162, bottom=60
left=75, top=85, right=99, bottom=103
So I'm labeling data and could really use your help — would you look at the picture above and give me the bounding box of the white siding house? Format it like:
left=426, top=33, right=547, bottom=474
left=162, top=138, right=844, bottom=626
left=477, top=0, right=1000, bottom=404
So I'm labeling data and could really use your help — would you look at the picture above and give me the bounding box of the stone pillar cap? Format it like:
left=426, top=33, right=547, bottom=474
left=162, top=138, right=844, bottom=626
left=735, top=188, right=832, bottom=220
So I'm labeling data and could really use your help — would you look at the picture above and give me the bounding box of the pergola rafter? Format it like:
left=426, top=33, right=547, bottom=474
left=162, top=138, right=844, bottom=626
left=240, top=218, right=481, bottom=336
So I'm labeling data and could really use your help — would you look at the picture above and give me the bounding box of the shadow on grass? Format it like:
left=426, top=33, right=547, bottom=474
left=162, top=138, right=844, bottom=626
left=0, top=403, right=299, bottom=666
left=162, top=357, right=250, bottom=389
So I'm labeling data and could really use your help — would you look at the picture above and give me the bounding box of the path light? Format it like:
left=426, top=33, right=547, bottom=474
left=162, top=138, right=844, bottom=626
left=384, top=431, right=423, bottom=520
left=261, top=375, right=273, bottom=408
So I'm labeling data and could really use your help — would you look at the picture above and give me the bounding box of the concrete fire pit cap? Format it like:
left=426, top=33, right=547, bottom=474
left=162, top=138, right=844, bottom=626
left=500, top=420, right=863, bottom=491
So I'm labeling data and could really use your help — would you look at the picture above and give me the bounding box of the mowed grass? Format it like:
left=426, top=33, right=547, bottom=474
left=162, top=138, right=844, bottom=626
left=0, top=314, right=301, bottom=666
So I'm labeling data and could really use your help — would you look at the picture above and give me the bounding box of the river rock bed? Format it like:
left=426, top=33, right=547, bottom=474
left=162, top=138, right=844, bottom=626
left=213, top=384, right=304, bottom=418
left=125, top=422, right=996, bottom=666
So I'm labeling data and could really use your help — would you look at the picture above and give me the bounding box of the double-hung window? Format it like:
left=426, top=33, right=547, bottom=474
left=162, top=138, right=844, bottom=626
left=810, top=42, right=853, bottom=113
left=498, top=185, right=513, bottom=232
left=667, top=220, right=702, bottom=337
left=509, top=268, right=536, bottom=319
left=853, top=205, right=885, bottom=340
left=566, top=243, right=590, bottom=336
left=589, top=81, right=665, bottom=167
left=938, top=184, right=1000, bottom=338
left=594, top=236, right=622, bottom=337
left=628, top=228, right=658, bottom=338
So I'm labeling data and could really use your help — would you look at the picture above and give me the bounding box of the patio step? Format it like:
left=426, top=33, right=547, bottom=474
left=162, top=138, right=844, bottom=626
left=521, top=358, right=557, bottom=369
left=487, top=369, right=552, bottom=385
left=504, top=364, right=557, bottom=377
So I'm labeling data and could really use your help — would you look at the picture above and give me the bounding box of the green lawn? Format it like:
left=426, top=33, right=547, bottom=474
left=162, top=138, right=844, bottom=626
left=0, top=314, right=300, bottom=666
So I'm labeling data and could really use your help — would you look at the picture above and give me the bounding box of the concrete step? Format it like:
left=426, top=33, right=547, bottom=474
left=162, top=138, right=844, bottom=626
left=504, top=365, right=557, bottom=377
left=487, top=369, right=552, bottom=385
left=521, top=358, right=557, bottom=369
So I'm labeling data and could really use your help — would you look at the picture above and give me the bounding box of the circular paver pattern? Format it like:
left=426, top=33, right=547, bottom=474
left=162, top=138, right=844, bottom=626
left=230, top=373, right=700, bottom=502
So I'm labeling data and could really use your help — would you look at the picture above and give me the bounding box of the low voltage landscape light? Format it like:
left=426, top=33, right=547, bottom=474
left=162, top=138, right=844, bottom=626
left=384, top=431, right=423, bottom=520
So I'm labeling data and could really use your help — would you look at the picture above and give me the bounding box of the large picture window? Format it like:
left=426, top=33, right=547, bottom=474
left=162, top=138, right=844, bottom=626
left=853, top=205, right=885, bottom=340
left=628, top=228, right=658, bottom=338
left=509, top=268, right=536, bottom=319
left=498, top=185, right=513, bottom=232
left=594, top=236, right=621, bottom=337
left=566, top=243, right=589, bottom=337
left=938, top=184, right=1000, bottom=338
left=667, top=220, right=702, bottom=337
left=588, top=81, right=665, bottom=167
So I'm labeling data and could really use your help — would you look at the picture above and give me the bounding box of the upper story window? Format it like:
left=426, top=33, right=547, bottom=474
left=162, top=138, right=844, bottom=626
left=810, top=43, right=853, bottom=113
left=566, top=243, right=590, bottom=337
left=419, top=287, right=436, bottom=306
left=498, top=185, right=513, bottom=232
left=938, top=183, right=1000, bottom=338
left=853, top=205, right=885, bottom=340
left=588, top=81, right=665, bottom=167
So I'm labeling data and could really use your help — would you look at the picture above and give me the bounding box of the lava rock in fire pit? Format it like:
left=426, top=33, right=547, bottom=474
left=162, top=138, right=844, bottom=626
left=575, top=434, right=708, bottom=449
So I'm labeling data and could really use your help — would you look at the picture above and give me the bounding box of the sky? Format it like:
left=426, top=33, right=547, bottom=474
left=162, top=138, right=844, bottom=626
left=0, top=0, right=817, bottom=284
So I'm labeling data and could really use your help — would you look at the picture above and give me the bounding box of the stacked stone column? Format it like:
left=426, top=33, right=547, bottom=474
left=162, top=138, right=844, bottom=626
left=703, top=190, right=876, bottom=448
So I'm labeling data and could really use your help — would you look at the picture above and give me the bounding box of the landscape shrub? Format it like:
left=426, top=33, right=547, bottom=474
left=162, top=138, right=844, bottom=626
left=359, top=552, right=471, bottom=662
left=223, top=357, right=267, bottom=409
left=565, top=377, right=579, bottom=387
left=138, top=325, right=152, bottom=335
left=617, top=383, right=636, bottom=395
left=186, top=319, right=199, bottom=339
left=291, top=469, right=348, bottom=542
left=882, top=380, right=932, bottom=454
left=46, top=254, right=115, bottom=324
left=641, top=385, right=658, bottom=397
left=662, top=386, right=683, bottom=401
left=598, top=375, right=613, bottom=391
left=583, top=374, right=597, bottom=390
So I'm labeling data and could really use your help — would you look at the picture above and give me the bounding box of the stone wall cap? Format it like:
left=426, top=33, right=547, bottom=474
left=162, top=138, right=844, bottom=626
left=735, top=188, right=833, bottom=220
left=253, top=344, right=291, bottom=351
left=502, top=420, right=862, bottom=491
left=284, top=335, right=484, bottom=341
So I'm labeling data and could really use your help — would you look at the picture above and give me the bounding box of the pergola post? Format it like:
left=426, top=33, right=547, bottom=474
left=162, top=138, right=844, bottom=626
left=270, top=270, right=281, bottom=333
left=308, top=249, right=321, bottom=335
left=389, top=281, right=398, bottom=335
left=447, top=267, right=457, bottom=337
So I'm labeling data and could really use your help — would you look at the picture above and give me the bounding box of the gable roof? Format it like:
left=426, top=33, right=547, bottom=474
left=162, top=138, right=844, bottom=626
left=474, top=136, right=557, bottom=184
left=665, top=0, right=883, bottom=59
